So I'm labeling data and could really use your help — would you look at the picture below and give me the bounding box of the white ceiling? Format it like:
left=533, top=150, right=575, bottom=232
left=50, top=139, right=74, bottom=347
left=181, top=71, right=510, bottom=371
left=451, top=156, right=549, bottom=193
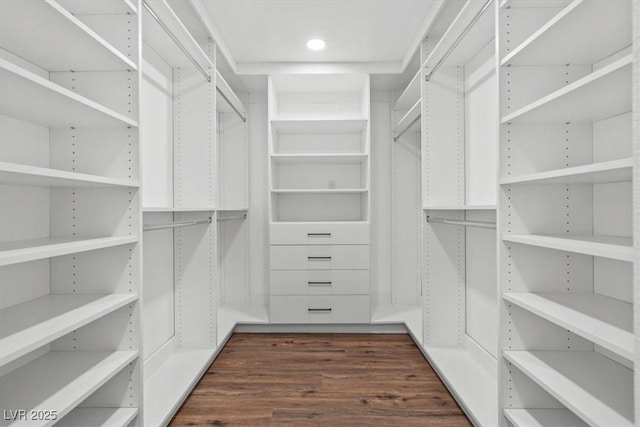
left=196, top=0, right=437, bottom=69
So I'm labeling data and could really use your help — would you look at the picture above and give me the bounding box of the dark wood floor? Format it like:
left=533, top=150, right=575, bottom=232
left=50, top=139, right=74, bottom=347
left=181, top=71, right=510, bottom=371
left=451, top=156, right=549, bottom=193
left=171, top=333, right=471, bottom=426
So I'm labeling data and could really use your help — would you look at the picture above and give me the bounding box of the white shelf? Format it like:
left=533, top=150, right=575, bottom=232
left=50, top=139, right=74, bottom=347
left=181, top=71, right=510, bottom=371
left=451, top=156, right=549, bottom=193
left=393, top=99, right=421, bottom=139
left=271, top=153, right=367, bottom=165
left=501, top=158, right=633, bottom=185
left=370, top=304, right=422, bottom=340
left=58, top=0, right=137, bottom=15
left=503, top=351, right=634, bottom=427
left=142, top=207, right=215, bottom=213
left=141, top=0, right=213, bottom=71
left=0, top=162, right=139, bottom=188
left=501, top=0, right=631, bottom=66
left=422, top=0, right=494, bottom=69
left=0, top=293, right=138, bottom=367
left=271, top=118, right=367, bottom=134
left=0, top=236, right=138, bottom=267
left=0, top=0, right=136, bottom=72
left=0, top=58, right=138, bottom=129
left=501, top=54, right=632, bottom=124
left=144, top=349, right=216, bottom=427
left=394, top=69, right=421, bottom=111
left=424, top=346, right=498, bottom=427
left=504, top=409, right=587, bottom=427
left=503, top=292, right=633, bottom=360
left=216, top=69, right=246, bottom=118
left=423, top=204, right=496, bottom=210
left=503, top=234, right=633, bottom=262
left=271, top=189, right=368, bottom=195
left=57, top=407, right=138, bottom=427
left=0, top=351, right=138, bottom=427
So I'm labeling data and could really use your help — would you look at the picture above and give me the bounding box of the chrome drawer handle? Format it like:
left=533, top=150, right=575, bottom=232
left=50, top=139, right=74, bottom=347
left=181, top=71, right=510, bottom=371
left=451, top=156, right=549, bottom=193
left=308, top=281, right=332, bottom=286
left=308, top=256, right=331, bottom=260
left=308, top=233, right=331, bottom=236
left=308, top=308, right=332, bottom=313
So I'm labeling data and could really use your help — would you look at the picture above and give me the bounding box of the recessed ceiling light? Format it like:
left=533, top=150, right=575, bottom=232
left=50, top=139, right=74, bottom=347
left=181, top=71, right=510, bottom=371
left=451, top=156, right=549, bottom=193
left=307, top=39, right=326, bottom=51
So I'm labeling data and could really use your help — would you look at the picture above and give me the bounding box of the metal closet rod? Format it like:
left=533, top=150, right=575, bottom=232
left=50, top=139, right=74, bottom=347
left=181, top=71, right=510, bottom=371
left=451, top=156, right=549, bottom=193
left=393, top=114, right=421, bottom=142
left=216, top=86, right=247, bottom=123
left=217, top=213, right=247, bottom=222
left=426, top=216, right=496, bottom=230
left=143, top=217, right=212, bottom=232
left=425, top=0, right=493, bottom=82
left=142, top=0, right=211, bottom=83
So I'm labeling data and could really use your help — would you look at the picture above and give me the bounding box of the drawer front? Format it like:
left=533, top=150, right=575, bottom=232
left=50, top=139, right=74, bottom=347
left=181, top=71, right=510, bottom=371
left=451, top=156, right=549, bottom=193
left=270, top=223, right=369, bottom=245
left=270, top=295, right=370, bottom=324
left=270, top=270, right=369, bottom=295
left=270, top=245, right=369, bottom=270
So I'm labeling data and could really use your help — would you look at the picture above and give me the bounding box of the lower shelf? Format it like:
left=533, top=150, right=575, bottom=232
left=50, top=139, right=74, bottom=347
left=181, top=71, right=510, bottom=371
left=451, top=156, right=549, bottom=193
left=423, top=345, right=498, bottom=427
left=504, top=408, right=587, bottom=427
left=58, top=407, right=138, bottom=427
left=371, top=303, right=422, bottom=343
left=0, top=351, right=137, bottom=427
left=217, top=303, right=269, bottom=346
left=503, top=350, right=633, bottom=427
left=143, top=349, right=216, bottom=427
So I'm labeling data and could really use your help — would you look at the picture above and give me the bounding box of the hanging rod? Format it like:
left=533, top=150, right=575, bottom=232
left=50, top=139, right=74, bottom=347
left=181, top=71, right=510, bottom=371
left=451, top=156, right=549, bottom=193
left=393, top=114, right=421, bottom=142
left=143, top=217, right=212, bottom=232
left=425, top=0, right=493, bottom=82
left=142, top=0, right=211, bottom=83
left=427, top=216, right=496, bottom=230
left=216, top=86, right=247, bottom=123
left=217, top=213, right=247, bottom=222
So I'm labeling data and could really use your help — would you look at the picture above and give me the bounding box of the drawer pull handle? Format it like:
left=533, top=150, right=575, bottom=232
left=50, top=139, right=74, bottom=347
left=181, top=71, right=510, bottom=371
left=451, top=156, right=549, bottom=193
left=308, top=256, right=331, bottom=260
left=308, top=281, right=332, bottom=286
left=308, top=233, right=331, bottom=237
left=308, top=308, right=332, bottom=313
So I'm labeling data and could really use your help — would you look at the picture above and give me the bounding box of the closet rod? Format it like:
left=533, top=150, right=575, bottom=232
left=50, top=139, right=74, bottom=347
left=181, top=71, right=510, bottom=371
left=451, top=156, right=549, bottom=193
left=217, top=86, right=247, bottom=122
left=427, top=216, right=496, bottom=230
left=393, top=114, right=421, bottom=142
left=217, top=213, right=247, bottom=222
left=142, top=0, right=211, bottom=83
left=425, top=0, right=493, bottom=82
left=143, top=217, right=212, bottom=232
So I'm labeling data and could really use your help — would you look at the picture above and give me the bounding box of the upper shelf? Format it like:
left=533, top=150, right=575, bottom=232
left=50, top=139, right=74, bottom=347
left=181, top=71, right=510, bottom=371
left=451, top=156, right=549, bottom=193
left=0, top=58, right=138, bottom=128
left=272, top=189, right=368, bottom=195
left=271, top=153, right=368, bottom=165
left=422, top=0, right=494, bottom=72
left=501, top=158, right=633, bottom=185
left=504, top=351, right=633, bottom=427
left=504, top=292, right=633, bottom=361
left=393, top=99, right=421, bottom=141
left=394, top=69, right=420, bottom=111
left=423, top=205, right=497, bottom=210
left=271, top=119, right=367, bottom=134
left=0, top=0, right=137, bottom=72
left=216, top=69, right=247, bottom=120
left=57, top=0, right=137, bottom=15
left=501, top=54, right=632, bottom=124
left=0, top=162, right=139, bottom=188
left=501, top=0, right=631, bottom=66
left=503, top=234, right=633, bottom=262
left=0, top=293, right=138, bottom=367
left=141, top=0, right=213, bottom=72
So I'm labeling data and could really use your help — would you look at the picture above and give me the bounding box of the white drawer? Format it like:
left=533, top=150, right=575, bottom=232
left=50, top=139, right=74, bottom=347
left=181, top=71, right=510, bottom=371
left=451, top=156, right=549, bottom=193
left=270, top=223, right=369, bottom=245
left=270, top=295, right=370, bottom=324
left=270, top=270, right=369, bottom=295
left=270, top=245, right=369, bottom=270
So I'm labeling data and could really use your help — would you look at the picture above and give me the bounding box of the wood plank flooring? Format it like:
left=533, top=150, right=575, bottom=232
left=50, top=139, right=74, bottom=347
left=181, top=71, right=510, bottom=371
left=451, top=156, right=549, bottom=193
left=170, top=333, right=471, bottom=426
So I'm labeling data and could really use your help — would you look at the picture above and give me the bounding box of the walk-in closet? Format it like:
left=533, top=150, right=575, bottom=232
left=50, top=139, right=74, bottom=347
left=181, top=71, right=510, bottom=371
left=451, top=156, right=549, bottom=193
left=0, top=0, right=637, bottom=426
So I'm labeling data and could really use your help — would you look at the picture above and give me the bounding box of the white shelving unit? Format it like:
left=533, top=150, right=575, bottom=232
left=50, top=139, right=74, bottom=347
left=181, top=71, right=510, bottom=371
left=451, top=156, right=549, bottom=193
left=139, top=1, right=250, bottom=424
left=497, top=0, right=636, bottom=425
left=418, top=1, right=499, bottom=425
left=0, top=1, right=142, bottom=424
left=268, top=73, right=371, bottom=324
